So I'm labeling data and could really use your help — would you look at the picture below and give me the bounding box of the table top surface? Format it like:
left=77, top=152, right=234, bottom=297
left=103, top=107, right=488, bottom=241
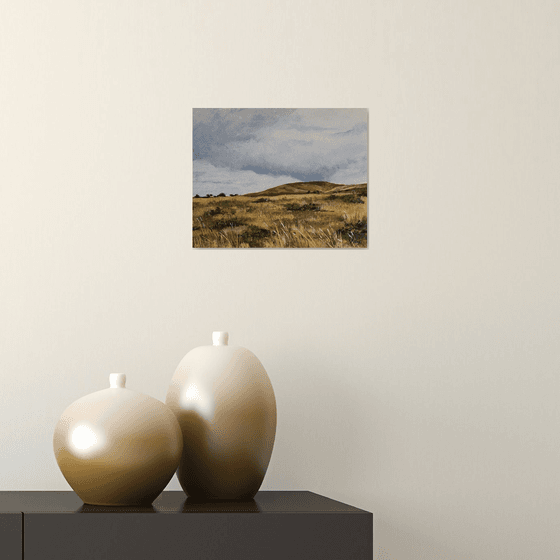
left=0, top=491, right=371, bottom=514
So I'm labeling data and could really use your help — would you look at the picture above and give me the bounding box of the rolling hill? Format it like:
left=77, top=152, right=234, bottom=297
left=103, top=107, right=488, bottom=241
left=242, top=181, right=367, bottom=197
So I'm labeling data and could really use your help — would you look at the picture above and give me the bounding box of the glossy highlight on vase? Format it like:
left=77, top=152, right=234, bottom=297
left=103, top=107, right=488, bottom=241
left=166, top=332, right=277, bottom=500
left=53, top=373, right=183, bottom=506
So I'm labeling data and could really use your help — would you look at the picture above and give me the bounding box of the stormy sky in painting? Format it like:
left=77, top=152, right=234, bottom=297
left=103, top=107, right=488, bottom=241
left=193, top=108, right=367, bottom=196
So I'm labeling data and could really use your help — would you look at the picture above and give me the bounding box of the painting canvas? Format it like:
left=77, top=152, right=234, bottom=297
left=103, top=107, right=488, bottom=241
left=192, top=108, right=367, bottom=248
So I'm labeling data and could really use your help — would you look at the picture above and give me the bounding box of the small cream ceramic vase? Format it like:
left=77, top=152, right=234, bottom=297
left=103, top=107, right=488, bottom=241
left=166, top=332, right=277, bottom=500
left=53, top=373, right=183, bottom=506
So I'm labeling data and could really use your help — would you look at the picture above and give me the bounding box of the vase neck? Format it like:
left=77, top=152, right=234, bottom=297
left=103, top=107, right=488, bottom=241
left=109, top=373, right=126, bottom=388
left=212, top=332, right=229, bottom=346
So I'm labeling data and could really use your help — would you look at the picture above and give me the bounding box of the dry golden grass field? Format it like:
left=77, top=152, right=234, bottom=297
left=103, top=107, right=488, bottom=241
left=192, top=188, right=367, bottom=248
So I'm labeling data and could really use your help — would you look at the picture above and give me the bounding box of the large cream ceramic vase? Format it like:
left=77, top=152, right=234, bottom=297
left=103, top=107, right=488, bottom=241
left=166, top=332, right=277, bottom=500
left=53, top=373, right=183, bottom=506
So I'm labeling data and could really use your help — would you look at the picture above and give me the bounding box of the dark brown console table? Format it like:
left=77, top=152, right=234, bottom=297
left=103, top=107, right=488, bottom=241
left=0, top=491, right=373, bottom=559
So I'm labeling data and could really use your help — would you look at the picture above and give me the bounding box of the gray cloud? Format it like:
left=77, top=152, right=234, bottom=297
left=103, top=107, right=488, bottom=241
left=193, top=108, right=367, bottom=195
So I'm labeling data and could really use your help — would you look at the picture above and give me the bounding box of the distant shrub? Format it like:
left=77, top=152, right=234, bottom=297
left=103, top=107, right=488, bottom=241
left=194, top=194, right=201, bottom=198
left=253, top=197, right=271, bottom=203
left=229, top=193, right=238, bottom=196
left=206, top=194, right=213, bottom=197
left=209, top=217, right=245, bottom=230
left=217, top=192, right=226, bottom=197
left=324, top=194, right=364, bottom=204
left=336, top=218, right=367, bottom=245
left=203, top=207, right=224, bottom=218
left=339, top=195, right=364, bottom=204
left=285, top=202, right=321, bottom=212
left=239, top=225, right=272, bottom=247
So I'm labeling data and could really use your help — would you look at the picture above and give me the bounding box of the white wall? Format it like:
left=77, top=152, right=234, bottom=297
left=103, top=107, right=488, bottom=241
left=1, top=1, right=559, bottom=558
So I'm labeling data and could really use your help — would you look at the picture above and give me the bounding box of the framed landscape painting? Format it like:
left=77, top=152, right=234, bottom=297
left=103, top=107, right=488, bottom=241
left=192, top=108, right=368, bottom=248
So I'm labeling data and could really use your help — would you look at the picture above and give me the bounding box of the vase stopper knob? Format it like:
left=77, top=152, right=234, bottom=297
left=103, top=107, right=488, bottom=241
left=109, top=373, right=126, bottom=388
left=212, top=332, right=229, bottom=346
